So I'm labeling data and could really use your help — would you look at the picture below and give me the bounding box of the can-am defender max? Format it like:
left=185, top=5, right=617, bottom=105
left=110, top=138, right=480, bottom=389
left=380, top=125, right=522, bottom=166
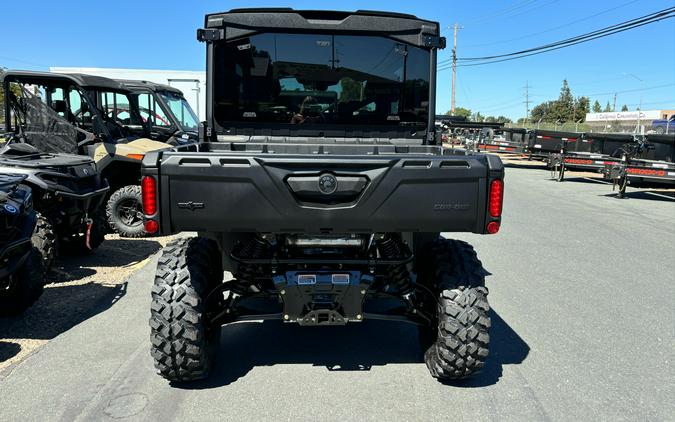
left=143, top=9, right=504, bottom=383
left=1, top=81, right=108, bottom=264
left=119, top=80, right=200, bottom=145
left=2, top=71, right=193, bottom=238
left=0, top=175, right=46, bottom=315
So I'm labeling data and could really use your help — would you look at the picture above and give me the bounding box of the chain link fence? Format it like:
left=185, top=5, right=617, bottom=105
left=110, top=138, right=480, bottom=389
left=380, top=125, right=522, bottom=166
left=505, top=120, right=671, bottom=134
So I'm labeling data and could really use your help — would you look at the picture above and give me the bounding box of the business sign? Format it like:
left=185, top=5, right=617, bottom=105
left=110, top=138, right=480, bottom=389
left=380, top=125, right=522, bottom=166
left=586, top=110, right=662, bottom=122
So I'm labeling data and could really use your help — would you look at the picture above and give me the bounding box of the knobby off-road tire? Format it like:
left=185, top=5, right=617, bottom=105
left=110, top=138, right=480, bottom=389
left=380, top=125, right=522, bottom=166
left=106, top=185, right=146, bottom=238
left=0, top=248, right=45, bottom=316
left=150, top=237, right=224, bottom=382
left=422, top=239, right=491, bottom=380
left=32, top=213, right=56, bottom=272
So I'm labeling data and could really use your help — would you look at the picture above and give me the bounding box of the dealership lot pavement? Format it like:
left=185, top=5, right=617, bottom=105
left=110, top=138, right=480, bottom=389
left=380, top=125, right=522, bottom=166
left=0, top=164, right=673, bottom=421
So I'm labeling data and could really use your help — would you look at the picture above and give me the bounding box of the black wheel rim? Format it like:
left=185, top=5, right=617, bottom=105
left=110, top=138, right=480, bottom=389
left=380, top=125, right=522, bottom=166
left=117, top=198, right=143, bottom=228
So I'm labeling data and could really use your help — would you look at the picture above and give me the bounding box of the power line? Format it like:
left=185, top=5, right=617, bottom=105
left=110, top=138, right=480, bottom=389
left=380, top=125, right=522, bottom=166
left=462, top=0, right=639, bottom=48
left=586, top=83, right=675, bottom=97
left=622, top=100, right=675, bottom=107
left=477, top=98, right=524, bottom=112
left=460, top=7, right=674, bottom=62
left=463, top=0, right=541, bottom=25
left=438, top=7, right=674, bottom=69
left=489, top=0, right=561, bottom=23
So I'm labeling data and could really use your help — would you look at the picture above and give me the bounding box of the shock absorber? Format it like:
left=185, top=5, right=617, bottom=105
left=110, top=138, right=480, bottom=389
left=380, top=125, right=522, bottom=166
left=377, top=235, right=414, bottom=295
left=233, top=236, right=269, bottom=295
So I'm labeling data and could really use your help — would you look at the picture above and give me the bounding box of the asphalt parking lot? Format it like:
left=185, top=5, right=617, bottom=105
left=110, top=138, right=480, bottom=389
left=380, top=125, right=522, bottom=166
left=0, top=160, right=673, bottom=421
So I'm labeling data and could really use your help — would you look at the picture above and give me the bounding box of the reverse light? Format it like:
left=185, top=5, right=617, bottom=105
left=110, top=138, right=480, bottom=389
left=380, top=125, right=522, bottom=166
left=141, top=176, right=157, bottom=215
left=488, top=179, right=504, bottom=218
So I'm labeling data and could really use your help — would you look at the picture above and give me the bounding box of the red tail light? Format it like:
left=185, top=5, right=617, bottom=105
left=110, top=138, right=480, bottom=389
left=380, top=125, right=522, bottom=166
left=144, top=220, right=159, bottom=234
left=488, top=179, right=504, bottom=218
left=141, top=176, right=157, bottom=216
left=486, top=221, right=500, bottom=234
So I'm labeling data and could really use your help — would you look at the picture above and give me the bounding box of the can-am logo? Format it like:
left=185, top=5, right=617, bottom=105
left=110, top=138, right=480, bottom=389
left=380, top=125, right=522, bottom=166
left=434, top=203, right=470, bottom=211
left=318, top=174, right=337, bottom=195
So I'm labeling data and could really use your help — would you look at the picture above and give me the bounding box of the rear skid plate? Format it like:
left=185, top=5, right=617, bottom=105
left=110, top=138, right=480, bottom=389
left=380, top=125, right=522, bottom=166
left=273, top=271, right=374, bottom=326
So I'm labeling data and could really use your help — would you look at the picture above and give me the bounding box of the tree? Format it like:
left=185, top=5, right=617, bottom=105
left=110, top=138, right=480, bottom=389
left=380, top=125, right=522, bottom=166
left=530, top=101, right=554, bottom=123
left=485, top=115, right=512, bottom=124
left=446, top=106, right=471, bottom=119
left=573, top=96, right=590, bottom=122
left=603, top=101, right=612, bottom=112
left=592, top=100, right=602, bottom=113
left=547, top=79, right=574, bottom=122
left=621, top=104, right=628, bottom=111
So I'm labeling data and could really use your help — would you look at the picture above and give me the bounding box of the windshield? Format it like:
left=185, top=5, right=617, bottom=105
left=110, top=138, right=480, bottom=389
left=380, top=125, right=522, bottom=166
left=212, top=33, right=430, bottom=130
left=159, top=91, right=199, bottom=131
left=93, top=90, right=144, bottom=139
left=7, top=82, right=79, bottom=154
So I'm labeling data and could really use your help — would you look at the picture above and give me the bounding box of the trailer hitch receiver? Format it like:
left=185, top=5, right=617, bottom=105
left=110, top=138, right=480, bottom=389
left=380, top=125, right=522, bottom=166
left=273, top=271, right=374, bottom=325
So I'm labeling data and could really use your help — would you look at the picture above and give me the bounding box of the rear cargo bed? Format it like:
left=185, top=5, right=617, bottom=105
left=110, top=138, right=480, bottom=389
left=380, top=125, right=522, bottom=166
left=143, top=146, right=503, bottom=235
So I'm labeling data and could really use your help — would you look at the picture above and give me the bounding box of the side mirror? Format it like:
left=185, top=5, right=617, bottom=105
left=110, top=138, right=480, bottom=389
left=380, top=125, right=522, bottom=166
left=80, top=102, right=89, bottom=114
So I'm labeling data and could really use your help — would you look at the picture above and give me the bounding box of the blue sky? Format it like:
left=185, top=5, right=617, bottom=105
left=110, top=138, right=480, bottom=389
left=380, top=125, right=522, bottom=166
left=1, top=0, right=673, bottom=120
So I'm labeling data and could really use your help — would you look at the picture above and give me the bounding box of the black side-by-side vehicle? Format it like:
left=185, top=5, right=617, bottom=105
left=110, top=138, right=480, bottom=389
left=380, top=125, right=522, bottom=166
left=0, top=78, right=109, bottom=263
left=143, top=9, right=505, bottom=383
left=0, top=174, right=45, bottom=315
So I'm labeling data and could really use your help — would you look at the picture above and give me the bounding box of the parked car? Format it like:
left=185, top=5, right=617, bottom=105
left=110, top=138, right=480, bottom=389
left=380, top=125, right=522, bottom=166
left=652, top=115, right=674, bottom=134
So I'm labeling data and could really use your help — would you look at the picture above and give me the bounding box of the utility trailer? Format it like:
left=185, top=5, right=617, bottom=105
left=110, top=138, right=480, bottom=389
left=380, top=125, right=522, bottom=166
left=143, top=8, right=505, bottom=384
left=528, top=129, right=579, bottom=160
left=436, top=118, right=504, bottom=153
left=603, top=134, right=675, bottom=197
left=551, top=133, right=635, bottom=181
left=480, top=128, right=529, bottom=155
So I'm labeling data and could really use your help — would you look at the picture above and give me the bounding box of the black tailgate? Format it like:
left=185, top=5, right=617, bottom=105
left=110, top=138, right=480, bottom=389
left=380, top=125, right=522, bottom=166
left=148, top=152, right=502, bottom=234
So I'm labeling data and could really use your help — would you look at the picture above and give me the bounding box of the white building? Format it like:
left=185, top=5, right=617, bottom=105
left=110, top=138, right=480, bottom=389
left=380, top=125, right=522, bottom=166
left=50, top=67, right=206, bottom=120
left=585, top=109, right=675, bottom=122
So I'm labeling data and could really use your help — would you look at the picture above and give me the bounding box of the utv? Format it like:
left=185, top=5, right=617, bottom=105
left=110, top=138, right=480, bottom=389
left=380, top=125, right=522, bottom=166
left=119, top=80, right=200, bottom=145
left=1, top=71, right=194, bottom=238
left=143, top=9, right=504, bottom=383
left=0, top=174, right=45, bottom=315
left=1, top=81, right=109, bottom=264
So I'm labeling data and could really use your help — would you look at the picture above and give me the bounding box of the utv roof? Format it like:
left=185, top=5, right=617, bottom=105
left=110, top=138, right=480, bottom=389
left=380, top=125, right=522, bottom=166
left=119, top=80, right=183, bottom=96
left=202, top=8, right=443, bottom=49
left=1, top=70, right=129, bottom=92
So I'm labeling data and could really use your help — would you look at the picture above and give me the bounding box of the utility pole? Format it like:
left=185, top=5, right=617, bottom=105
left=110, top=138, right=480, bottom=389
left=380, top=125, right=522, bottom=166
left=624, top=73, right=644, bottom=134
left=612, top=92, right=617, bottom=112
left=524, top=81, right=532, bottom=127
left=451, top=23, right=461, bottom=114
